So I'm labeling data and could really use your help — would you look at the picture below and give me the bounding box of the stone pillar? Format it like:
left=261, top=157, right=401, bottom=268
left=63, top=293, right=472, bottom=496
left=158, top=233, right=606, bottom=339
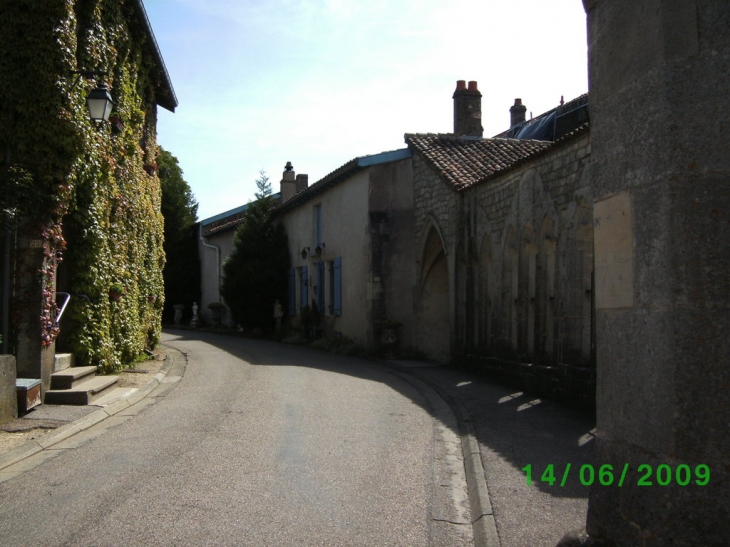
left=0, top=354, right=17, bottom=424
left=14, top=229, right=56, bottom=396
left=584, top=0, right=730, bottom=544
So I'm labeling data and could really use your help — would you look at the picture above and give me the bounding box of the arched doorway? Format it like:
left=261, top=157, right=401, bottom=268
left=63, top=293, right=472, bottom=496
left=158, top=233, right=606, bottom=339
left=417, top=226, right=450, bottom=363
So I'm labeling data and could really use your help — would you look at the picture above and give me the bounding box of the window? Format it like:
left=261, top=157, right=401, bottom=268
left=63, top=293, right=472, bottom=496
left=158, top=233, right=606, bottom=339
left=313, top=204, right=322, bottom=247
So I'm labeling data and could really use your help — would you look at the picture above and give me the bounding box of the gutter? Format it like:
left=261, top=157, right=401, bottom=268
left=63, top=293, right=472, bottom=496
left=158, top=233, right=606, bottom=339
left=130, top=0, right=178, bottom=112
left=198, top=223, right=221, bottom=302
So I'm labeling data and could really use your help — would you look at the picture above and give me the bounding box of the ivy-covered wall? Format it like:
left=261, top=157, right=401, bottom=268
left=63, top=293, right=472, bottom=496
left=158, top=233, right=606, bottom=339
left=0, top=0, right=169, bottom=373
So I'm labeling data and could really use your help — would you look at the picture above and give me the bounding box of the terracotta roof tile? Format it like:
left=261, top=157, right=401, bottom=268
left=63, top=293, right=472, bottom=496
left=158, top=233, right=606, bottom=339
left=405, top=134, right=551, bottom=190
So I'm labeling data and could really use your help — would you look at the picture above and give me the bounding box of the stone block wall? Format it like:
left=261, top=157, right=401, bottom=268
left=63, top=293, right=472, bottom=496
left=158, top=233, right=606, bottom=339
left=0, top=354, right=17, bottom=424
left=584, top=0, right=730, bottom=542
left=412, top=130, right=596, bottom=409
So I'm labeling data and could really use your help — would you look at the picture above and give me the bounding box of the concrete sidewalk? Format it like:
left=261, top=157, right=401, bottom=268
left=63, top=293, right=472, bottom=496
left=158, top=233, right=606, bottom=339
left=387, top=360, right=595, bottom=547
left=0, top=345, right=187, bottom=477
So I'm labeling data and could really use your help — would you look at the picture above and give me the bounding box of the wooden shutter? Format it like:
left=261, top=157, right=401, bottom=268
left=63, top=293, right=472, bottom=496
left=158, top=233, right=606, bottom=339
left=333, top=257, right=342, bottom=316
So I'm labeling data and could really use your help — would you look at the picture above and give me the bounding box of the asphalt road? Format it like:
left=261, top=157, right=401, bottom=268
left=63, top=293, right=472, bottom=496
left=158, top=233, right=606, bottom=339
left=0, top=331, right=472, bottom=546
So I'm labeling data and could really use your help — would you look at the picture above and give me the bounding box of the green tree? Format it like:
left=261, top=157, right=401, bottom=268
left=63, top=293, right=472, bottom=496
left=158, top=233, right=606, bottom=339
left=159, top=148, right=200, bottom=323
left=221, top=171, right=289, bottom=330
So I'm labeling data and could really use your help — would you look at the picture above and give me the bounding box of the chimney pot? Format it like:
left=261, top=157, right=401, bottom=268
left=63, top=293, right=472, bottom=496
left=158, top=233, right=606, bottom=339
left=510, top=98, right=527, bottom=129
left=280, top=161, right=297, bottom=201
left=295, top=174, right=309, bottom=194
left=453, top=79, right=483, bottom=138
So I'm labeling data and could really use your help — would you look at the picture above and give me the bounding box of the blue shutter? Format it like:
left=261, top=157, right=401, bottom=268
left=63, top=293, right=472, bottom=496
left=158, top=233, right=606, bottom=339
left=301, top=266, right=308, bottom=309
left=317, top=261, right=325, bottom=313
left=333, top=257, right=342, bottom=316
left=287, top=268, right=296, bottom=316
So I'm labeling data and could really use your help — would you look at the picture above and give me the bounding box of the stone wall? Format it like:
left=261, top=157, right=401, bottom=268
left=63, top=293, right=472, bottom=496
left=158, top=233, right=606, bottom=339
left=412, top=151, right=462, bottom=362
left=413, top=130, right=596, bottom=409
left=368, top=159, right=416, bottom=351
left=0, top=354, right=17, bottom=424
left=584, top=0, right=730, bottom=543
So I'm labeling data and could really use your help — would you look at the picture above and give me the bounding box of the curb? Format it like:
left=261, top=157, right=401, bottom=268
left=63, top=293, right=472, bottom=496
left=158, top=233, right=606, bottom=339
left=0, top=344, right=187, bottom=473
left=377, top=360, right=501, bottom=547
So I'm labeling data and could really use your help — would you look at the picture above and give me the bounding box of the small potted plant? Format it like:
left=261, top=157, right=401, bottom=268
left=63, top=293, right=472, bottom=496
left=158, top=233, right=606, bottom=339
left=109, top=284, right=125, bottom=301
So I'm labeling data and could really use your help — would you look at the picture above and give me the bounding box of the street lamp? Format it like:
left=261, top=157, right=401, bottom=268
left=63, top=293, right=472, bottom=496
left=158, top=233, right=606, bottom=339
left=85, top=81, right=114, bottom=123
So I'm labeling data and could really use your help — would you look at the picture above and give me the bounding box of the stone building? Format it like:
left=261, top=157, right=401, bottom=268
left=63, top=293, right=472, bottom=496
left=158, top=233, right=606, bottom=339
left=275, top=150, right=414, bottom=349
left=0, top=0, right=176, bottom=407
left=405, top=83, right=594, bottom=407
left=197, top=81, right=596, bottom=410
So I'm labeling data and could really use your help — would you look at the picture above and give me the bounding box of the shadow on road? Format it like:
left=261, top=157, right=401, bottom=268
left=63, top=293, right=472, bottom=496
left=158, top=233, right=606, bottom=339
left=162, top=329, right=595, bottom=501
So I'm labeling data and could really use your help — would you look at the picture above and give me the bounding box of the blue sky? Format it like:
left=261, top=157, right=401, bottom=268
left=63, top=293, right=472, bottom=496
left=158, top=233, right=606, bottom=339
left=145, top=0, right=588, bottom=220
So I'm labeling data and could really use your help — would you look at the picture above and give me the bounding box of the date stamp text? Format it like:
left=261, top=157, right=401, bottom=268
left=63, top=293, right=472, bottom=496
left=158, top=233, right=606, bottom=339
left=521, top=463, right=710, bottom=487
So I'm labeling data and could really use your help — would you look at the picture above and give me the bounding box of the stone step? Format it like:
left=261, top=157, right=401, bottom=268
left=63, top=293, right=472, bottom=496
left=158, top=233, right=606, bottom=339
left=50, top=366, right=98, bottom=390
left=44, top=375, right=120, bottom=405
left=53, top=353, right=75, bottom=372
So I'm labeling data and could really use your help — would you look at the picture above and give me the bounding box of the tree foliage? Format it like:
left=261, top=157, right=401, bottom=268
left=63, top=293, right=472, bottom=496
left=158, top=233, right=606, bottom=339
left=159, top=148, right=200, bottom=323
left=221, top=172, right=289, bottom=330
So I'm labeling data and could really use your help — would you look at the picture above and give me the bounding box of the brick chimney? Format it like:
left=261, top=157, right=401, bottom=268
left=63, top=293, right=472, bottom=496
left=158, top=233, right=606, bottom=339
left=510, top=98, right=527, bottom=129
left=280, top=161, right=296, bottom=202
left=295, top=174, right=309, bottom=194
left=453, top=80, right=483, bottom=137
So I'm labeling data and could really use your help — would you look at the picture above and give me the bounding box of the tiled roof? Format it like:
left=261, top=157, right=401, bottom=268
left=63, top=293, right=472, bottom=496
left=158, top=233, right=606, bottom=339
left=202, top=194, right=282, bottom=237
left=493, top=93, right=589, bottom=140
left=274, top=158, right=362, bottom=214
left=202, top=209, right=248, bottom=237
left=274, top=148, right=412, bottom=215
left=405, top=134, right=552, bottom=190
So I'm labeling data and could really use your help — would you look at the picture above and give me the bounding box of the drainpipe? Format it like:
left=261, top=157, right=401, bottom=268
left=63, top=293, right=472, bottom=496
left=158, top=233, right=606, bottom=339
left=198, top=223, right=221, bottom=304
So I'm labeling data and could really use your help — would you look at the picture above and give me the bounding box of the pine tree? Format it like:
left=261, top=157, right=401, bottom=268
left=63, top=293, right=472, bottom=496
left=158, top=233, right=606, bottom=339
left=221, top=171, right=290, bottom=330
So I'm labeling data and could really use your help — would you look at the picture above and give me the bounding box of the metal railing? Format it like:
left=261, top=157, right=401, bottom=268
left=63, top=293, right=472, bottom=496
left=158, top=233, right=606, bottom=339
left=54, top=292, right=71, bottom=326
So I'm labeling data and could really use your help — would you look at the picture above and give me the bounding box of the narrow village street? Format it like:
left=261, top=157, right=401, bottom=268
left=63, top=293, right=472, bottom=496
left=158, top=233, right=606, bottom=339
left=0, top=331, right=473, bottom=547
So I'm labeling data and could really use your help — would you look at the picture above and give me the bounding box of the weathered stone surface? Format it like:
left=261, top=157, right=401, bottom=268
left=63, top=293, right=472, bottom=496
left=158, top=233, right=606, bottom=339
left=411, top=130, right=596, bottom=407
left=585, top=0, right=730, bottom=543
left=0, top=355, right=17, bottom=424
